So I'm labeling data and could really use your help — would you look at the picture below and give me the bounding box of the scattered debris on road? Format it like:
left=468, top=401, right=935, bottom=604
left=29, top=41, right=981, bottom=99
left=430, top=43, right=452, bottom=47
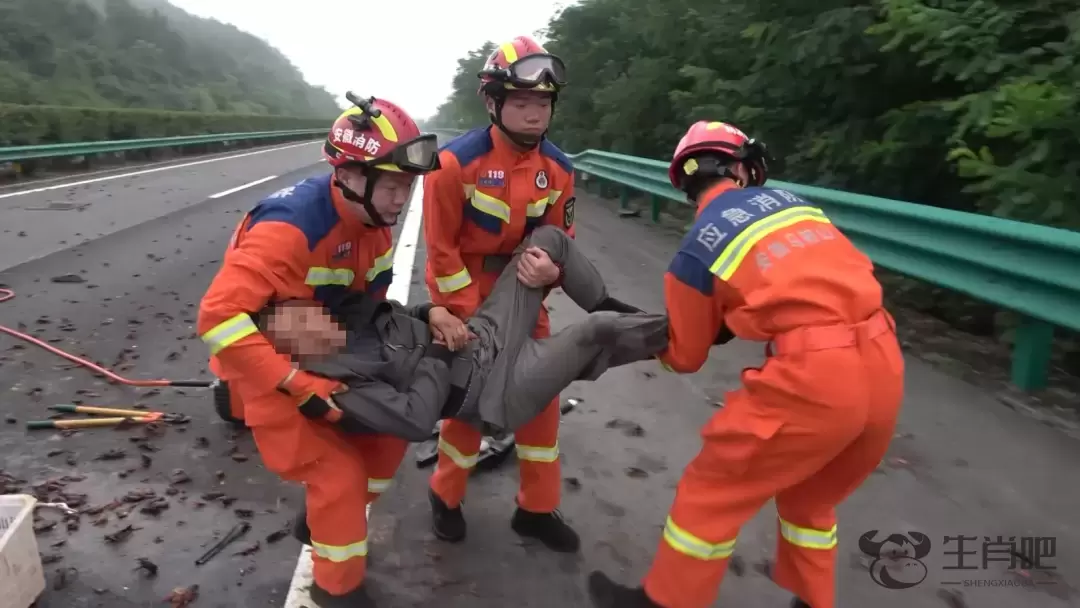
left=195, top=521, right=251, bottom=566
left=134, top=557, right=159, bottom=577
left=164, top=584, right=200, bottom=607
left=605, top=417, right=646, bottom=437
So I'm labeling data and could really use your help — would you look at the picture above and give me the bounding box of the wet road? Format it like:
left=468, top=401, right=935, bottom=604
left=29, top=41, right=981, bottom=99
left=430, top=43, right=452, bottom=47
left=1, top=141, right=1077, bottom=608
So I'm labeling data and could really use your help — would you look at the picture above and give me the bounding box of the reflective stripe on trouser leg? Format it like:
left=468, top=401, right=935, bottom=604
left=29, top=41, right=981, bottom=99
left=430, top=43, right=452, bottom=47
left=513, top=397, right=561, bottom=513
left=642, top=433, right=778, bottom=608
left=430, top=419, right=482, bottom=507
left=778, top=516, right=837, bottom=550
left=773, top=507, right=841, bottom=608
left=367, top=477, right=391, bottom=501
left=643, top=513, right=737, bottom=608
left=303, top=449, right=371, bottom=594
left=350, top=434, right=409, bottom=506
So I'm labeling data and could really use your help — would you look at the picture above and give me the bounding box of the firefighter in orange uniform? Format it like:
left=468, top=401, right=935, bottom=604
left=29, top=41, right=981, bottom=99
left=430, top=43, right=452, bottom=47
left=422, top=35, right=581, bottom=552
left=587, top=121, right=906, bottom=608
left=197, top=94, right=441, bottom=607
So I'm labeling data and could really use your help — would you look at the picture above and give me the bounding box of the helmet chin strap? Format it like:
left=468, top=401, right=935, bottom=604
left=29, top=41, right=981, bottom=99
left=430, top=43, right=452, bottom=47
left=488, top=92, right=557, bottom=150
left=333, top=172, right=395, bottom=228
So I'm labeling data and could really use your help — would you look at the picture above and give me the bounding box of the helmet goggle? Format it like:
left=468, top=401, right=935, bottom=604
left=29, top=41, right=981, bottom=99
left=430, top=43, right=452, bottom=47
left=482, top=54, right=567, bottom=91
left=364, top=133, right=441, bottom=174
left=680, top=139, right=770, bottom=187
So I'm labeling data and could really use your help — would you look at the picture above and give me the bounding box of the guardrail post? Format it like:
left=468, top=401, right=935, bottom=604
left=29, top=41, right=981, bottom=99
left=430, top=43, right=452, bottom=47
left=1010, top=317, right=1054, bottom=391
left=650, top=195, right=661, bottom=223
left=619, top=186, right=630, bottom=212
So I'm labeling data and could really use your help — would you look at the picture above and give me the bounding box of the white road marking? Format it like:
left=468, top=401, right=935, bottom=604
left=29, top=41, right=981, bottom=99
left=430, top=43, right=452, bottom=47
left=209, top=175, right=278, bottom=199
left=0, top=140, right=318, bottom=200
left=282, top=183, right=424, bottom=607
left=386, top=182, right=425, bottom=304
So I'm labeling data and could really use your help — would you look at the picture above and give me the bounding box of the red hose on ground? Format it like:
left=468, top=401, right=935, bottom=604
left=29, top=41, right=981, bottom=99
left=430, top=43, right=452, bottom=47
left=0, top=286, right=212, bottom=388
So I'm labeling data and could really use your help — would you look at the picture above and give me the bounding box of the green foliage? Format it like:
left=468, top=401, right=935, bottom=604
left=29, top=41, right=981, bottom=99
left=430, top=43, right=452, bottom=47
left=427, top=42, right=497, bottom=130
left=0, top=0, right=341, bottom=119
left=0, top=103, right=326, bottom=146
left=430, top=0, right=1080, bottom=230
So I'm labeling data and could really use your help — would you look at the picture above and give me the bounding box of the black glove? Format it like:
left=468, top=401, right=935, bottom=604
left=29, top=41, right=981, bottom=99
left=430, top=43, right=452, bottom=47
left=296, top=393, right=338, bottom=421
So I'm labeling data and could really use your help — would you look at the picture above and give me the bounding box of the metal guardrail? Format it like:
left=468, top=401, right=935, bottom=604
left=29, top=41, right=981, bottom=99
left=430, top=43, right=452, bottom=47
left=429, top=128, right=466, bottom=141
left=0, top=128, right=327, bottom=163
left=568, top=149, right=1080, bottom=392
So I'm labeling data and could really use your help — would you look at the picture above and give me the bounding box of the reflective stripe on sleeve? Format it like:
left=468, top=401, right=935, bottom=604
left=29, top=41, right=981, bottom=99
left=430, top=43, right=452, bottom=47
left=435, top=267, right=472, bottom=293
left=200, top=313, right=259, bottom=355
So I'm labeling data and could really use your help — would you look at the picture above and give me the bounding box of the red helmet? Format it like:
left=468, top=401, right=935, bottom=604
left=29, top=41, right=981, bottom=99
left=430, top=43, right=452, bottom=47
left=478, top=35, right=567, bottom=96
left=669, top=121, right=770, bottom=190
left=323, top=93, right=440, bottom=174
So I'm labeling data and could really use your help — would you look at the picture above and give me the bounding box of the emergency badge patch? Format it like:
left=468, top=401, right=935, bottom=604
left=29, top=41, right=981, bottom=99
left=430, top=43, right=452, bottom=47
left=564, top=196, right=575, bottom=228
left=535, top=170, right=549, bottom=189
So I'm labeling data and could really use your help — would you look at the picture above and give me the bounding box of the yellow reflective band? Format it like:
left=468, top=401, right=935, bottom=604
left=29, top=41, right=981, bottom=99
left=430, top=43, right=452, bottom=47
left=306, top=267, right=355, bottom=287
left=501, top=42, right=518, bottom=64
left=200, top=313, right=259, bottom=355
left=438, top=437, right=479, bottom=469
left=708, top=206, right=830, bottom=280
left=778, top=517, right=837, bottom=550
left=527, top=195, right=551, bottom=218
left=341, top=106, right=398, bottom=143
left=367, top=478, right=392, bottom=494
left=365, top=247, right=394, bottom=283
left=467, top=187, right=512, bottom=223
left=657, top=357, right=676, bottom=373
left=662, top=516, right=736, bottom=561
left=435, top=267, right=473, bottom=293
left=310, top=537, right=368, bottom=562
left=370, top=113, right=399, bottom=143
left=515, top=441, right=559, bottom=463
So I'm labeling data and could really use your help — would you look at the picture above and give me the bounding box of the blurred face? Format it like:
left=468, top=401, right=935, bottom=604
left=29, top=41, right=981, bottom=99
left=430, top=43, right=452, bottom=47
left=263, top=300, right=346, bottom=361
left=488, top=90, right=553, bottom=139
left=334, top=165, right=417, bottom=225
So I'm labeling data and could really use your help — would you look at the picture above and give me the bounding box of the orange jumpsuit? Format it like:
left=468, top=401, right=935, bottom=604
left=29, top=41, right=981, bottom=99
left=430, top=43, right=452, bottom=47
left=643, top=182, right=905, bottom=608
left=423, top=126, right=576, bottom=514
left=196, top=173, right=407, bottom=596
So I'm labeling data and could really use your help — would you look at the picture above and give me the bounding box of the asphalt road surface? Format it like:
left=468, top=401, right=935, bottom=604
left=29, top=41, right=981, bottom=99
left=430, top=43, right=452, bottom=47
left=1, top=140, right=1077, bottom=608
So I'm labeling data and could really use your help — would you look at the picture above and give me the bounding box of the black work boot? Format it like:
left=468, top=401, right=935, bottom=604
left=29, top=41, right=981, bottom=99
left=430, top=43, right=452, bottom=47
left=309, top=582, right=376, bottom=608
left=429, top=488, right=466, bottom=542
left=587, top=571, right=662, bottom=607
left=591, top=295, right=644, bottom=314
left=510, top=507, right=580, bottom=553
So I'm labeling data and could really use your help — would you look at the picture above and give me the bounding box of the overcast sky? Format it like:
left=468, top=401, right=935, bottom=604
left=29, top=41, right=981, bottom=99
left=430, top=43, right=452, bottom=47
left=168, top=0, right=571, bottom=119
